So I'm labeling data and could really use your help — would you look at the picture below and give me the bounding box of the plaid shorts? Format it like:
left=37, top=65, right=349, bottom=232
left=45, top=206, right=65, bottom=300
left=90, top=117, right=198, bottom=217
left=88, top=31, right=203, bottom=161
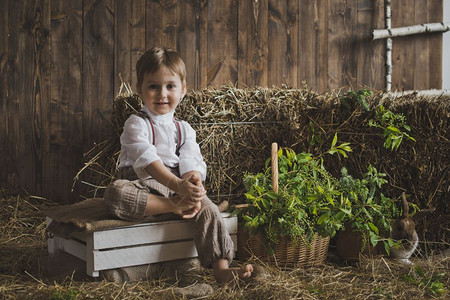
left=104, top=166, right=176, bottom=221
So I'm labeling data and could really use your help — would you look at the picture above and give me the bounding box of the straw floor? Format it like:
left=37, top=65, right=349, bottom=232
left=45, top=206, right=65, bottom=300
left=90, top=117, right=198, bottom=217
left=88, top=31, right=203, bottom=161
left=0, top=190, right=448, bottom=299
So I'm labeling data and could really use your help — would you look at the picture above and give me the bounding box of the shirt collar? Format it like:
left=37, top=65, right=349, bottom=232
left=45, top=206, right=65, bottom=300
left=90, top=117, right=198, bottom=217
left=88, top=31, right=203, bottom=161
left=142, top=106, right=175, bottom=123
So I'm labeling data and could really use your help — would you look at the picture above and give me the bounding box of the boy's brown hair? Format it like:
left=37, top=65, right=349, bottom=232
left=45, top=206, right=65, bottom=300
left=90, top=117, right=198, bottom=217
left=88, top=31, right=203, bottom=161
left=136, top=46, right=186, bottom=90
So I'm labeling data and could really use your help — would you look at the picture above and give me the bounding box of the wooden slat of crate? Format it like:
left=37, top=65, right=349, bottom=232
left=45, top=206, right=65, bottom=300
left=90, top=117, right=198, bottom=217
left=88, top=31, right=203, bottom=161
left=92, top=213, right=237, bottom=250
left=47, top=213, right=237, bottom=277
left=90, top=235, right=238, bottom=273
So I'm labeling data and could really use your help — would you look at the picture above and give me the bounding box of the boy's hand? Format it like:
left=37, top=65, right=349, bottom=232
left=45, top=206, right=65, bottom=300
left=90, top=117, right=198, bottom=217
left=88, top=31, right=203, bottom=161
left=180, top=200, right=202, bottom=219
left=187, top=173, right=206, bottom=198
left=178, top=173, right=206, bottom=203
left=169, top=196, right=202, bottom=218
left=174, top=172, right=205, bottom=218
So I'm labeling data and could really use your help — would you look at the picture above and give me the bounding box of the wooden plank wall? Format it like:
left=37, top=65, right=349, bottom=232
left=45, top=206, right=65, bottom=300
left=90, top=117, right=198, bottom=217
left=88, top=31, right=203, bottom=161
left=0, top=0, right=443, bottom=202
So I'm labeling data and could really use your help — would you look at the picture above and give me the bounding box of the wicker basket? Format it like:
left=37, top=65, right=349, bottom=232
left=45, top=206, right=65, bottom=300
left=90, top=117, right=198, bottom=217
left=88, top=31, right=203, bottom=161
left=237, top=226, right=330, bottom=266
left=236, top=143, right=330, bottom=266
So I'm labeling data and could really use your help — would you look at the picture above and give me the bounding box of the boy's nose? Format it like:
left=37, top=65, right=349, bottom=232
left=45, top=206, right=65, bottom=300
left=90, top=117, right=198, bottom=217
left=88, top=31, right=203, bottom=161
left=159, top=87, right=168, bottom=98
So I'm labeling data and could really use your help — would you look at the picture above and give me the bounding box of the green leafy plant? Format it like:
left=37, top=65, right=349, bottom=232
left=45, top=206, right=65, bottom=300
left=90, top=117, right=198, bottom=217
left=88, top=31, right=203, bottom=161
left=309, top=121, right=323, bottom=146
left=368, top=105, right=416, bottom=151
left=235, top=136, right=352, bottom=251
left=340, top=89, right=372, bottom=112
left=236, top=133, right=403, bottom=256
left=337, top=166, right=401, bottom=254
left=49, top=289, right=80, bottom=300
left=325, top=133, right=352, bottom=158
left=402, top=266, right=447, bottom=298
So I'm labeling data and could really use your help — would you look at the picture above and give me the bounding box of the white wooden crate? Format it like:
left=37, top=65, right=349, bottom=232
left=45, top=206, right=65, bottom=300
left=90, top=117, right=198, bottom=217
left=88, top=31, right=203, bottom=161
left=46, top=213, right=238, bottom=277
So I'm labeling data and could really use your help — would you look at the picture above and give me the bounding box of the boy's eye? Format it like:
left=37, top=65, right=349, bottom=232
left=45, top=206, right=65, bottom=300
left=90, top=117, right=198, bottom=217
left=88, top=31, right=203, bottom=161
left=167, top=84, right=176, bottom=89
left=148, top=84, right=159, bottom=89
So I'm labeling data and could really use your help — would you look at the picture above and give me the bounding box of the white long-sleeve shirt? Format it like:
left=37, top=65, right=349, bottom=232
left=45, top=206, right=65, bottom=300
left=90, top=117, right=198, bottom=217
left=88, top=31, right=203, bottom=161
left=118, top=106, right=207, bottom=180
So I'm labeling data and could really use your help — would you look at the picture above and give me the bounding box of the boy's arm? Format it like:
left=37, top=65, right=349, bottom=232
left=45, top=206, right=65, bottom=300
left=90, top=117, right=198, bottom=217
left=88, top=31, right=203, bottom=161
left=178, top=122, right=207, bottom=181
left=144, top=161, right=205, bottom=203
left=181, top=170, right=203, bottom=181
left=144, top=160, right=183, bottom=192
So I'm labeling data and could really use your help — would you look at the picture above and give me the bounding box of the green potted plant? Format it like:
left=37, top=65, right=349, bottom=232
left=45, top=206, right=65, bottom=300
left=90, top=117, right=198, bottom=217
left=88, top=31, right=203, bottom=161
left=234, top=134, right=406, bottom=265
left=234, top=137, right=351, bottom=266
left=335, top=166, right=404, bottom=260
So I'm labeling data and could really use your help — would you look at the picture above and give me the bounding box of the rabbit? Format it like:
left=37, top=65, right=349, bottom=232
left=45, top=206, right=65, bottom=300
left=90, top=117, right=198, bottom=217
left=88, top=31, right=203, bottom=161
left=335, top=192, right=434, bottom=264
left=389, top=192, right=434, bottom=264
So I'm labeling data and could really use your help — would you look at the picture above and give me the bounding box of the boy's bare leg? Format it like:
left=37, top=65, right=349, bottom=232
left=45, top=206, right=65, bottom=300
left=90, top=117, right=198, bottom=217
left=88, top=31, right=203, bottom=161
left=144, top=194, right=199, bottom=217
left=212, top=259, right=253, bottom=284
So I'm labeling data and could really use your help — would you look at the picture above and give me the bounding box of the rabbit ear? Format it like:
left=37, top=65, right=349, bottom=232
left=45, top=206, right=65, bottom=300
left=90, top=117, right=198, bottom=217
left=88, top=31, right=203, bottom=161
left=402, top=192, right=409, bottom=218
left=400, top=192, right=436, bottom=221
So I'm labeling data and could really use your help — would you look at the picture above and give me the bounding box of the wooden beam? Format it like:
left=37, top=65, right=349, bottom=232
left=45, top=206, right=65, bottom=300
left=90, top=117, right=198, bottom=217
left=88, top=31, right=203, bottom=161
left=373, top=22, right=450, bottom=40
left=383, top=89, right=450, bottom=98
left=385, top=0, right=392, bottom=91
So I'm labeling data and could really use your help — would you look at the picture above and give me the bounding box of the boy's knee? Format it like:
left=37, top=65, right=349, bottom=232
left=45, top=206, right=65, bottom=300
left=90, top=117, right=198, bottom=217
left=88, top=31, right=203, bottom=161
left=104, top=179, right=148, bottom=221
left=104, top=179, right=128, bottom=204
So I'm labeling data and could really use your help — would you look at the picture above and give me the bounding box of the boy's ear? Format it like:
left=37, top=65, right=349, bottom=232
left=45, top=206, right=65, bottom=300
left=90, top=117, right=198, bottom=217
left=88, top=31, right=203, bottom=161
left=181, top=84, right=187, bottom=97
left=136, top=84, right=142, bottom=97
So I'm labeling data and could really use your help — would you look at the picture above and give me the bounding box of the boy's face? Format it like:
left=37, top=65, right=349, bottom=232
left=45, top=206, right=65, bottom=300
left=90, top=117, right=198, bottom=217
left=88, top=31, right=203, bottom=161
left=138, top=66, right=186, bottom=116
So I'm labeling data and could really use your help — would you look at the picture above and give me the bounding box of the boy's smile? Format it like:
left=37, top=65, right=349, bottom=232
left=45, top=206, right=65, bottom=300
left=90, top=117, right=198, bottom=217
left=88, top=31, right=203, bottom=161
left=138, top=66, right=186, bottom=116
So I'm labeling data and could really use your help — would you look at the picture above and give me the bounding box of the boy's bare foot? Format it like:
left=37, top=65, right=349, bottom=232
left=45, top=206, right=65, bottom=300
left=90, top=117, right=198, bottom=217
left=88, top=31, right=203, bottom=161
left=212, top=259, right=253, bottom=284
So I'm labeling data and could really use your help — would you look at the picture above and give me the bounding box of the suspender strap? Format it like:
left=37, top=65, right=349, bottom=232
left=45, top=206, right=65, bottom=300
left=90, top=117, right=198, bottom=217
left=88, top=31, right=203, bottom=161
left=138, top=112, right=156, bottom=145
left=174, top=120, right=186, bottom=156
left=147, top=117, right=156, bottom=145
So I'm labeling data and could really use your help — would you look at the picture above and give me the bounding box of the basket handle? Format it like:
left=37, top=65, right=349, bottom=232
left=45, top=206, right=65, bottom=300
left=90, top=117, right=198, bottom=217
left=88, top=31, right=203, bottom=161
left=271, top=142, right=279, bottom=195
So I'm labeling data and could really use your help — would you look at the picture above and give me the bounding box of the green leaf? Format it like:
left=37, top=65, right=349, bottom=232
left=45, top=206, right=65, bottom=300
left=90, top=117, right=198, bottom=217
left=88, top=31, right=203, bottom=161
left=337, top=149, right=348, bottom=158
left=387, top=238, right=396, bottom=247
left=392, top=138, right=401, bottom=150
left=327, top=149, right=338, bottom=155
left=334, top=211, right=346, bottom=221
left=386, top=126, right=401, bottom=133
left=368, top=222, right=379, bottom=235
left=415, top=266, right=425, bottom=277
left=384, top=241, right=391, bottom=255
left=316, top=185, right=324, bottom=194
left=339, top=143, right=352, bottom=151
left=245, top=193, right=256, bottom=200
left=331, top=133, right=338, bottom=148
left=258, top=216, right=265, bottom=225
left=402, top=274, right=417, bottom=284
left=339, top=207, right=352, bottom=215
left=255, top=185, right=264, bottom=195
left=369, top=231, right=378, bottom=247
left=362, top=207, right=373, bottom=220
left=277, top=148, right=283, bottom=157
left=317, top=213, right=329, bottom=225
left=266, top=191, right=278, bottom=199
left=261, top=198, right=269, bottom=209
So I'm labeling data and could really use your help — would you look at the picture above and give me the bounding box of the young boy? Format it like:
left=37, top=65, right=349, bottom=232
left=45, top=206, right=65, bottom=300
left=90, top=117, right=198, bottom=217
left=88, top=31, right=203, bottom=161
left=104, top=46, right=253, bottom=284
